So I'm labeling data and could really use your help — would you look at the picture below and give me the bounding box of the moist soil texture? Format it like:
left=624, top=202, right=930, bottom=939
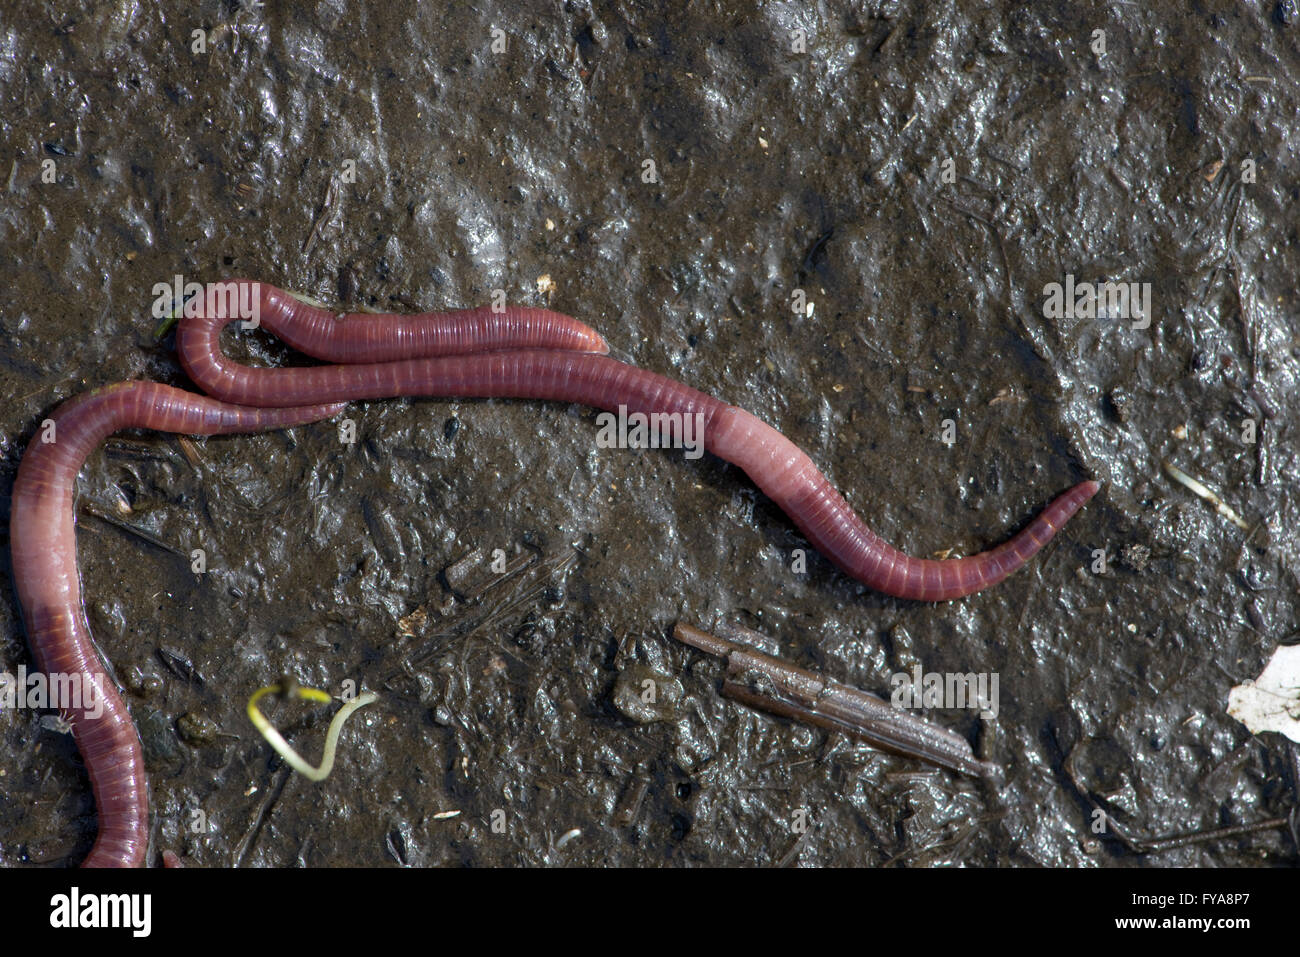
left=1, top=1, right=1298, bottom=867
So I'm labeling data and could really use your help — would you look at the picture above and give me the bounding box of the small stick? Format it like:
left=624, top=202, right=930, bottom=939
left=80, top=501, right=189, bottom=557
left=1162, top=460, right=1249, bottom=530
left=303, top=176, right=342, bottom=258
left=613, top=768, right=650, bottom=828
left=175, top=435, right=203, bottom=469
left=673, top=622, right=998, bottom=779
left=1109, top=816, right=1289, bottom=854
left=232, top=763, right=291, bottom=869
left=1063, top=744, right=1288, bottom=854
left=774, top=827, right=813, bottom=867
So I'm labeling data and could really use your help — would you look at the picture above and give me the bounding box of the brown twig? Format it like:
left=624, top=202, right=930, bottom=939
left=673, top=622, right=998, bottom=779
left=1064, top=742, right=1290, bottom=854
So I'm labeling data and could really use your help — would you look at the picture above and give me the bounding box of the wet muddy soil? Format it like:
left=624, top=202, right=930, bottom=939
left=1, top=1, right=1298, bottom=866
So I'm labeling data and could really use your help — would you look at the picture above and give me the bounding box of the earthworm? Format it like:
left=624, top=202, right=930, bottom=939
left=183, top=278, right=609, bottom=362
left=10, top=293, right=608, bottom=867
left=14, top=283, right=1095, bottom=867
left=10, top=382, right=346, bottom=867
left=179, top=285, right=1099, bottom=601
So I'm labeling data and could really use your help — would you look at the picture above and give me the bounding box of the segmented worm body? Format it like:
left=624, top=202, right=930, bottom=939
left=11, top=296, right=604, bottom=867
left=225, top=279, right=609, bottom=361
left=10, top=383, right=346, bottom=867
left=13, top=280, right=1097, bottom=866
left=180, top=281, right=1099, bottom=601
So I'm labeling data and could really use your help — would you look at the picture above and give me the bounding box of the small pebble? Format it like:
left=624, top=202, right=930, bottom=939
left=176, top=711, right=219, bottom=746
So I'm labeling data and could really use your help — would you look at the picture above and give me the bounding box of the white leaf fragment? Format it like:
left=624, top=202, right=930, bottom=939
left=1227, top=644, right=1300, bottom=743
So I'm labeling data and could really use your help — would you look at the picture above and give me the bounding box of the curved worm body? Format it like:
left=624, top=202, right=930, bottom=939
left=10, top=293, right=609, bottom=866
left=179, top=292, right=1099, bottom=602
left=10, top=382, right=345, bottom=867
left=15, top=283, right=1096, bottom=867
left=195, top=279, right=609, bottom=362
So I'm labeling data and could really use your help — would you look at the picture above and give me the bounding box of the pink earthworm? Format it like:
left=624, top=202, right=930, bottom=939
left=10, top=288, right=605, bottom=867
left=10, top=382, right=346, bottom=867
left=178, top=284, right=1099, bottom=602
left=183, top=278, right=610, bottom=361
left=13, top=281, right=1096, bottom=867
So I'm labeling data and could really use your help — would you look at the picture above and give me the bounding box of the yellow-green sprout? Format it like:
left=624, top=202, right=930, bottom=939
left=247, top=683, right=378, bottom=782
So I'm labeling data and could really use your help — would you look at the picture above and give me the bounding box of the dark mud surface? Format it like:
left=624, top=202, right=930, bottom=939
left=1, top=2, right=1298, bottom=867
